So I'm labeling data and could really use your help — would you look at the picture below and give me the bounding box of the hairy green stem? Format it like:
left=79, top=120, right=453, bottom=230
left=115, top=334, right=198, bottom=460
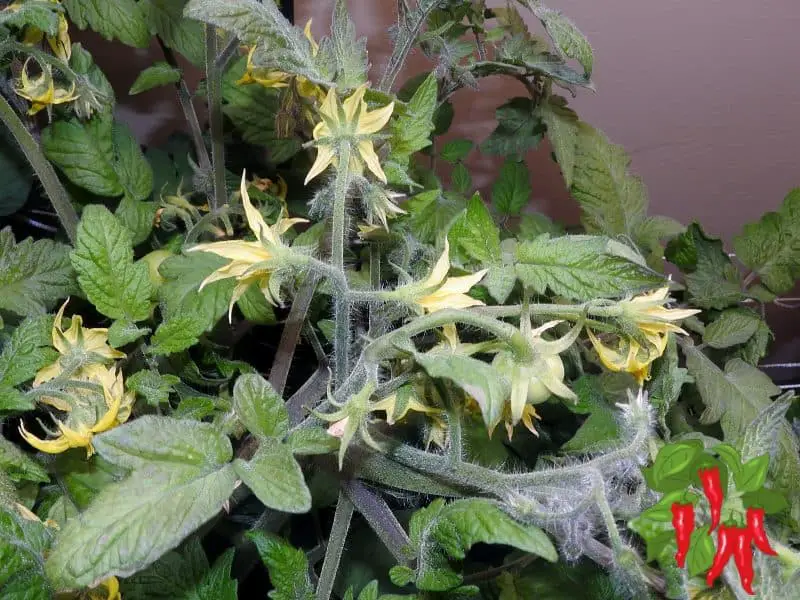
left=316, top=491, right=354, bottom=600
left=331, top=144, right=352, bottom=385
left=157, top=37, right=212, bottom=175
left=205, top=24, right=227, bottom=212
left=269, top=274, right=320, bottom=395
left=379, top=0, right=439, bottom=92
left=341, top=479, right=413, bottom=564
left=364, top=308, right=533, bottom=363
left=0, top=94, right=77, bottom=242
left=446, top=405, right=463, bottom=464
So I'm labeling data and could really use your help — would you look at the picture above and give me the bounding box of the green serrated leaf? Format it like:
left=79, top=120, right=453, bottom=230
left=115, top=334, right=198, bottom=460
left=413, top=498, right=557, bottom=591
left=703, top=308, right=761, bottom=349
left=665, top=223, right=744, bottom=309
left=448, top=193, right=501, bottom=264
left=0, top=438, right=48, bottom=484
left=64, top=0, right=150, bottom=48
left=151, top=252, right=235, bottom=354
left=70, top=205, right=153, bottom=321
left=0, top=228, right=75, bottom=318
left=45, top=461, right=236, bottom=590
left=389, top=73, right=437, bottom=164
left=0, top=505, right=53, bottom=600
left=439, top=139, right=473, bottom=164
left=236, top=282, right=277, bottom=325
left=480, top=97, right=542, bottom=158
left=317, top=0, right=368, bottom=88
left=129, top=61, right=182, bottom=95
left=515, top=234, right=662, bottom=300
left=93, top=415, right=233, bottom=471
left=484, top=265, right=516, bottom=303
left=537, top=95, right=579, bottom=187
left=184, top=0, right=319, bottom=81
left=127, top=370, right=180, bottom=406
left=0, top=315, right=56, bottom=389
left=492, top=160, right=531, bottom=216
left=51, top=453, right=126, bottom=510
left=732, top=189, right=800, bottom=295
left=531, top=5, right=593, bottom=76
left=286, top=428, right=339, bottom=456
left=107, top=319, right=150, bottom=348
left=0, top=0, right=60, bottom=35
left=247, top=532, right=315, bottom=600
left=414, top=351, right=507, bottom=430
left=233, top=373, right=288, bottom=439
left=450, top=162, right=471, bottom=194
left=561, top=376, right=620, bottom=453
left=46, top=417, right=235, bottom=588
left=570, top=123, right=647, bottom=239
left=122, top=538, right=209, bottom=599
left=140, top=0, right=205, bottom=66
left=233, top=441, right=310, bottom=514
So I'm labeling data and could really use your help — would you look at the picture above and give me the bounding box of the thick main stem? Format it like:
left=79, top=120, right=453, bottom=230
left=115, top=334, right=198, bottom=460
left=205, top=25, right=227, bottom=212
left=316, top=491, right=354, bottom=600
left=331, top=144, right=352, bottom=385
left=0, top=95, right=77, bottom=242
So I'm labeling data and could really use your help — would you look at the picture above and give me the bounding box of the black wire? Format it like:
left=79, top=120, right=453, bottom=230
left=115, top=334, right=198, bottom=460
left=280, top=0, right=294, bottom=24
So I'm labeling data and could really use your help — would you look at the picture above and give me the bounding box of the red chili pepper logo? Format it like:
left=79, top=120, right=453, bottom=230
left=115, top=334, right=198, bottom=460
left=640, top=442, right=787, bottom=597
left=671, top=503, right=694, bottom=568
left=698, top=466, right=724, bottom=531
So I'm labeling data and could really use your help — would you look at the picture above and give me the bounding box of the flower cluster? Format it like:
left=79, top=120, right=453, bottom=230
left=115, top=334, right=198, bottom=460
left=19, top=301, right=133, bottom=457
left=587, top=287, right=700, bottom=384
left=5, top=0, right=78, bottom=116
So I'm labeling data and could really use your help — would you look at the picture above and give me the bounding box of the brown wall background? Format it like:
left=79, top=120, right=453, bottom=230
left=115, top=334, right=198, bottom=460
left=82, top=0, right=799, bottom=367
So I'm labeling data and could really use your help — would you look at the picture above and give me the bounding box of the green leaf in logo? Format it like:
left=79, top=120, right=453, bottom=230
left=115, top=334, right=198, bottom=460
left=735, top=454, right=770, bottom=493
left=647, top=440, right=704, bottom=493
left=686, top=526, right=715, bottom=577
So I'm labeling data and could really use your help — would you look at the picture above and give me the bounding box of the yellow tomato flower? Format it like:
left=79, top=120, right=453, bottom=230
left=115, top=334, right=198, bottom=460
left=237, top=20, right=324, bottom=102
left=413, top=239, right=487, bottom=313
left=188, top=172, right=307, bottom=320
left=6, top=1, right=71, bottom=61
left=620, top=286, right=701, bottom=336
left=34, top=300, right=124, bottom=386
left=305, top=84, right=395, bottom=184
left=20, top=366, right=134, bottom=458
left=14, top=58, right=78, bottom=115
left=237, top=46, right=291, bottom=88
left=587, top=287, right=700, bottom=384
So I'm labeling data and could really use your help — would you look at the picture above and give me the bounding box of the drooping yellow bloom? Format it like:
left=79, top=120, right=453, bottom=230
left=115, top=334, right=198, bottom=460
left=20, top=366, right=134, bottom=458
left=6, top=0, right=71, bottom=61
left=305, top=84, right=395, bottom=184
left=34, top=300, right=124, bottom=386
left=413, top=239, right=488, bottom=313
left=188, top=172, right=307, bottom=319
left=587, top=287, right=700, bottom=384
left=237, top=20, right=324, bottom=102
left=237, top=46, right=292, bottom=88
left=14, top=58, right=78, bottom=115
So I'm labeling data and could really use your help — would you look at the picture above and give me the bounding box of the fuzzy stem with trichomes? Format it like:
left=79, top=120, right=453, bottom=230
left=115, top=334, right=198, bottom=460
left=0, top=94, right=78, bottom=242
left=331, top=143, right=352, bottom=385
left=316, top=490, right=354, bottom=600
left=205, top=24, right=227, bottom=212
